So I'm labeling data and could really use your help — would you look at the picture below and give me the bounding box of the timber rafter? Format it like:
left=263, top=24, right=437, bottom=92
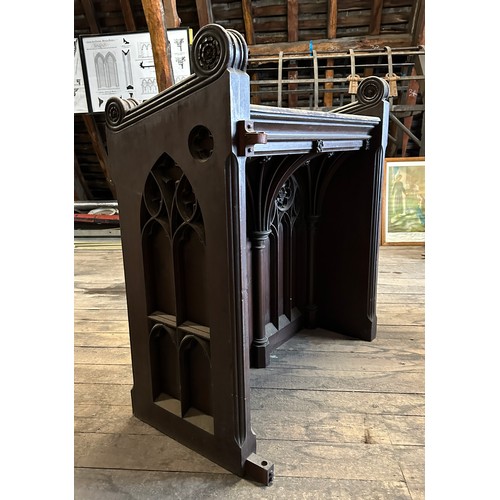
left=74, top=0, right=425, bottom=200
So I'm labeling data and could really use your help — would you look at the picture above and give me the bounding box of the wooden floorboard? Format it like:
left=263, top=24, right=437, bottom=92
left=74, top=239, right=424, bottom=499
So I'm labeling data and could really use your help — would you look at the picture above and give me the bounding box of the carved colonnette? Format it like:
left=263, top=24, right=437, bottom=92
left=105, top=24, right=389, bottom=485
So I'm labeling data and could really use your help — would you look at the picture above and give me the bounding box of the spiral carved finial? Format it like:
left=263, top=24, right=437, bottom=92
left=105, top=97, right=140, bottom=127
left=192, top=24, right=248, bottom=78
left=356, top=76, right=390, bottom=106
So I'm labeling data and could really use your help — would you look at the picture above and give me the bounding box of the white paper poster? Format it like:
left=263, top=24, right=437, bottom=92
left=168, top=29, right=192, bottom=84
left=81, top=33, right=158, bottom=113
left=74, top=38, right=89, bottom=113
left=80, top=30, right=192, bottom=113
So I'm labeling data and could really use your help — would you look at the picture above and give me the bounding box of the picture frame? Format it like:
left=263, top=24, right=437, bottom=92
left=381, top=157, right=425, bottom=245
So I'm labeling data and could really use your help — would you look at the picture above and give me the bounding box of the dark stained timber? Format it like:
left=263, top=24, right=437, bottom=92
left=105, top=23, right=389, bottom=485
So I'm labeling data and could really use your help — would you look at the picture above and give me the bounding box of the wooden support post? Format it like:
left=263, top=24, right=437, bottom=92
left=286, top=0, right=299, bottom=108
left=251, top=72, right=261, bottom=104
left=287, top=0, right=298, bottom=43
left=324, top=59, right=334, bottom=108
left=141, top=0, right=175, bottom=91
left=81, top=0, right=100, bottom=34
left=288, top=61, right=298, bottom=108
left=241, top=0, right=255, bottom=45
left=120, top=0, right=137, bottom=31
left=369, top=0, right=383, bottom=35
left=411, top=0, right=425, bottom=46
left=195, top=0, right=214, bottom=27
left=324, top=0, right=337, bottom=108
left=163, top=0, right=181, bottom=27
left=326, top=0, right=338, bottom=38
left=82, top=114, right=117, bottom=198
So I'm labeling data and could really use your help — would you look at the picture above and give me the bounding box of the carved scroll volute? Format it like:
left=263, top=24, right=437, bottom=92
left=191, top=24, right=248, bottom=77
left=105, top=96, right=141, bottom=128
left=333, top=75, right=390, bottom=116
left=356, top=76, right=390, bottom=106
left=105, top=24, right=249, bottom=130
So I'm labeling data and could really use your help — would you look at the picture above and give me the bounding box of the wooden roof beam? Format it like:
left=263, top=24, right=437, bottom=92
left=286, top=0, right=299, bottom=107
left=196, top=0, right=214, bottom=27
left=74, top=153, right=93, bottom=201
left=241, top=0, right=255, bottom=45
left=287, top=0, right=298, bottom=42
left=82, top=115, right=117, bottom=198
left=141, top=0, right=175, bottom=91
left=324, top=1, right=337, bottom=108
left=81, top=0, right=100, bottom=34
left=327, top=0, right=338, bottom=39
left=120, top=0, right=137, bottom=32
left=411, top=0, right=425, bottom=46
left=401, top=68, right=420, bottom=157
left=368, top=0, right=383, bottom=36
left=163, top=0, right=181, bottom=28
left=249, top=33, right=413, bottom=57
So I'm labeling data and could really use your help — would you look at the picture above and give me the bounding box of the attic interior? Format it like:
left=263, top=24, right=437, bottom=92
left=74, top=0, right=425, bottom=201
left=72, top=1, right=426, bottom=495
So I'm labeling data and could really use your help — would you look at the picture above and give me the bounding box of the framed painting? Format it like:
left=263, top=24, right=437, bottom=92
left=381, top=157, right=425, bottom=245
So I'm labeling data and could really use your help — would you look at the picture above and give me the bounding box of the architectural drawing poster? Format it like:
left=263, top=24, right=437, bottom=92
left=168, top=29, right=192, bottom=84
left=80, top=30, right=192, bottom=113
left=74, top=38, right=89, bottom=113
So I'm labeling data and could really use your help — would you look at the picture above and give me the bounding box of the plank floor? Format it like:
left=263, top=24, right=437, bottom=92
left=74, top=239, right=425, bottom=499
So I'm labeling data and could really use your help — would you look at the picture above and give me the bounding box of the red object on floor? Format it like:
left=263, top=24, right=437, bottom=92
left=74, top=213, right=120, bottom=224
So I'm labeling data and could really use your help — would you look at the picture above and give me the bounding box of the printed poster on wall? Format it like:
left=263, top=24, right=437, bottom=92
left=74, top=38, right=89, bottom=113
left=80, top=30, right=192, bottom=113
left=168, top=29, right=192, bottom=84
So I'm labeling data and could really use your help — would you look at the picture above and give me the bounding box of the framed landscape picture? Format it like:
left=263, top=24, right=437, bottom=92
left=381, top=157, right=425, bottom=245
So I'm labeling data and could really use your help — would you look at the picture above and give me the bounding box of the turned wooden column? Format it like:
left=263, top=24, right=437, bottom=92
left=305, top=215, right=320, bottom=328
left=250, top=230, right=271, bottom=367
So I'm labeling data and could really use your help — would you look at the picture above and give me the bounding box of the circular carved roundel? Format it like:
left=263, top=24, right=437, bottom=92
left=357, top=76, right=390, bottom=105
left=188, top=125, right=214, bottom=161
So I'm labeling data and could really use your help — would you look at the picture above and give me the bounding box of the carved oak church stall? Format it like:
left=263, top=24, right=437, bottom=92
left=105, top=24, right=389, bottom=485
